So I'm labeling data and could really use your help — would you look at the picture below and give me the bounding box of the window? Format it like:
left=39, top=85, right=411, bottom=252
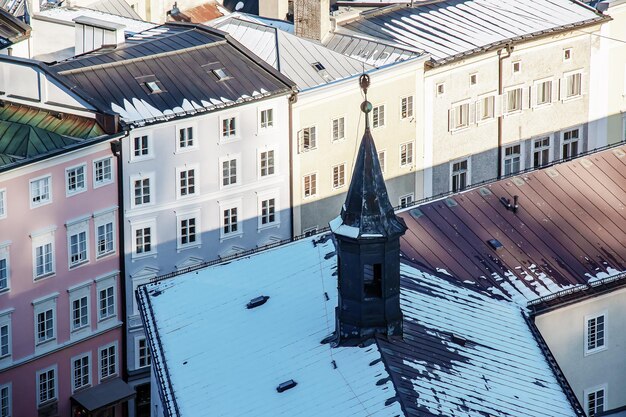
left=533, top=137, right=550, bottom=167
left=71, top=296, right=88, bottom=331
left=261, top=198, right=276, bottom=225
left=179, top=168, right=196, bottom=197
left=400, top=142, right=413, bottom=167
left=180, top=217, right=197, bottom=246
left=137, top=337, right=151, bottom=368
left=72, top=354, right=90, bottom=391
left=69, top=231, right=88, bottom=267
left=512, top=61, right=521, bottom=73
left=363, top=264, right=382, bottom=298
left=260, top=150, right=275, bottom=177
left=400, top=194, right=414, bottom=208
left=133, top=177, right=151, bottom=206
left=303, top=174, right=317, bottom=198
left=506, top=88, right=523, bottom=113
left=450, top=102, right=470, bottom=130
left=135, top=227, right=152, bottom=255
left=0, top=254, right=8, bottom=292
left=563, top=48, right=572, bottom=61
left=99, top=344, right=116, bottom=380
left=565, top=72, right=582, bottom=99
left=332, top=117, right=345, bottom=141
left=260, top=109, right=274, bottom=129
left=37, top=308, right=54, bottom=344
left=222, top=117, right=237, bottom=138
left=66, top=165, right=86, bottom=195
left=401, top=96, right=413, bottom=119
left=0, top=189, right=6, bottom=219
left=299, top=126, right=317, bottom=151
left=535, top=80, right=552, bottom=106
left=436, top=83, right=445, bottom=96
left=332, top=164, right=346, bottom=189
left=145, top=81, right=161, bottom=93
left=30, top=176, right=51, bottom=207
left=478, top=96, right=495, bottom=121
left=0, top=316, right=10, bottom=358
left=178, top=126, right=194, bottom=149
left=451, top=160, right=468, bottom=193
left=373, top=105, right=385, bottom=128
left=222, top=158, right=238, bottom=187
left=35, top=242, right=54, bottom=278
left=470, top=74, right=477, bottom=85
left=132, top=135, right=149, bottom=158
left=0, top=384, right=10, bottom=417
left=93, top=158, right=113, bottom=187
left=222, top=207, right=238, bottom=235
left=586, top=313, right=606, bottom=354
left=96, top=222, right=114, bottom=257
left=562, top=128, right=580, bottom=160
left=378, top=151, right=386, bottom=173
left=586, top=386, right=606, bottom=417
left=504, top=144, right=521, bottom=176
left=213, top=68, right=229, bottom=80
left=99, top=286, right=115, bottom=320
left=37, top=367, right=56, bottom=405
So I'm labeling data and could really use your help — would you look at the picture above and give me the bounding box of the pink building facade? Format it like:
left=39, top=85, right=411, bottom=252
left=0, top=134, right=130, bottom=417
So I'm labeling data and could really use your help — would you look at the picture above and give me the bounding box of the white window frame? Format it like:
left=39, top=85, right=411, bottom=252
left=71, top=352, right=91, bottom=392
left=0, top=188, right=6, bottom=219
left=512, top=61, right=521, bottom=74
left=94, top=209, right=116, bottom=259
left=299, top=125, right=317, bottom=152
left=584, top=384, right=607, bottom=417
left=176, top=165, right=198, bottom=199
left=0, top=242, right=10, bottom=294
left=220, top=199, right=243, bottom=240
left=131, top=219, right=157, bottom=259
left=219, top=155, right=241, bottom=189
left=450, top=100, right=471, bottom=131
left=533, top=78, right=553, bottom=108
left=176, top=209, right=201, bottom=251
left=332, top=116, right=346, bottom=142
left=65, top=163, right=87, bottom=197
left=67, top=218, right=90, bottom=269
left=258, top=148, right=277, bottom=179
left=135, top=336, right=151, bottom=369
left=0, top=383, right=10, bottom=417
left=400, top=142, right=414, bottom=168
left=31, top=227, right=56, bottom=280
left=503, top=143, right=522, bottom=176
left=477, top=93, right=496, bottom=123
left=563, top=47, right=572, bottom=61
left=372, top=104, right=386, bottom=129
left=98, top=342, right=118, bottom=382
left=303, top=173, right=317, bottom=199
left=332, top=163, right=346, bottom=189
left=469, top=73, right=477, bottom=86
left=562, top=127, right=581, bottom=160
left=258, top=190, right=280, bottom=230
left=220, top=114, right=239, bottom=141
left=130, top=173, right=155, bottom=209
left=93, top=157, right=114, bottom=188
left=563, top=69, right=583, bottom=101
left=450, top=158, right=470, bottom=193
left=33, top=293, right=57, bottom=347
left=400, top=96, right=414, bottom=120
left=399, top=193, right=414, bottom=208
left=130, top=131, right=153, bottom=162
left=259, top=108, right=275, bottom=131
left=584, top=311, right=607, bottom=356
left=30, top=174, right=52, bottom=209
left=68, top=282, right=91, bottom=335
left=36, top=365, right=57, bottom=406
left=378, top=150, right=386, bottom=174
left=504, top=86, right=523, bottom=114
left=95, top=273, right=117, bottom=325
left=0, top=310, right=12, bottom=361
left=436, top=82, right=445, bottom=96
left=176, top=122, right=197, bottom=153
left=532, top=136, right=552, bottom=168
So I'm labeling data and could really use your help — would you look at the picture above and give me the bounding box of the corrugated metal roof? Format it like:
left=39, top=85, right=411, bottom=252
left=399, top=145, right=626, bottom=305
left=35, top=6, right=155, bottom=35
left=339, top=0, right=607, bottom=63
left=82, top=0, right=143, bottom=20
left=0, top=0, right=25, bottom=19
left=0, top=6, right=29, bottom=47
left=48, top=23, right=295, bottom=125
left=168, top=2, right=223, bottom=23
left=213, top=16, right=374, bottom=90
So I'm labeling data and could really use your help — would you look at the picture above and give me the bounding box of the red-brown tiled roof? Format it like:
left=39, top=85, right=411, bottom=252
left=399, top=145, right=626, bottom=304
left=168, top=2, right=223, bottom=23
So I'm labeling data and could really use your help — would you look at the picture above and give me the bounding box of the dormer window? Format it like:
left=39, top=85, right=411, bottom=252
left=213, top=68, right=229, bottom=81
left=145, top=81, right=161, bottom=93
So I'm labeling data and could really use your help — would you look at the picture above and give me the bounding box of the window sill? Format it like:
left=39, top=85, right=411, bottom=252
left=302, top=194, right=318, bottom=200
left=219, top=136, right=241, bottom=145
left=69, top=260, right=89, bottom=270
left=99, top=374, right=118, bottom=383
left=96, top=251, right=116, bottom=260
left=66, top=188, right=88, bottom=198
left=71, top=324, right=90, bottom=333
left=130, top=202, right=156, bottom=210
left=36, top=338, right=56, bottom=347
left=450, top=126, right=470, bottom=134
left=37, top=400, right=58, bottom=410
left=175, top=146, right=199, bottom=155
left=503, top=110, right=522, bottom=117
left=584, top=346, right=607, bottom=356
left=220, top=232, right=243, bottom=242
left=93, top=180, right=114, bottom=189
left=98, top=315, right=116, bottom=323
left=562, top=95, right=582, bottom=103
left=258, top=222, right=280, bottom=232
left=0, top=288, right=9, bottom=296
left=129, top=155, right=155, bottom=163
left=177, top=243, right=201, bottom=253
left=300, top=147, right=318, bottom=153
left=532, top=103, right=552, bottom=110
left=132, top=251, right=158, bottom=261
left=72, top=384, right=92, bottom=394
left=30, top=200, right=52, bottom=209
left=34, top=272, right=56, bottom=282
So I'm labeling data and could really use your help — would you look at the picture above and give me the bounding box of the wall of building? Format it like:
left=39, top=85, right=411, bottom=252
left=535, top=288, right=626, bottom=414
left=0, top=141, right=124, bottom=416
left=291, top=59, right=424, bottom=235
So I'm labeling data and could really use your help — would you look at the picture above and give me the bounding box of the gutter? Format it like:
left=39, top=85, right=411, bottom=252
left=288, top=91, right=297, bottom=238
left=497, top=44, right=512, bottom=180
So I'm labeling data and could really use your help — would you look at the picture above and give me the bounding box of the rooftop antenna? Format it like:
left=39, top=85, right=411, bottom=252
left=359, top=73, right=372, bottom=128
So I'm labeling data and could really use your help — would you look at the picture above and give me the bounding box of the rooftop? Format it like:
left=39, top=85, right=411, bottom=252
left=337, top=0, right=607, bottom=64
left=167, top=2, right=224, bottom=23
left=0, top=6, right=30, bottom=48
left=138, top=234, right=582, bottom=416
left=47, top=23, right=295, bottom=126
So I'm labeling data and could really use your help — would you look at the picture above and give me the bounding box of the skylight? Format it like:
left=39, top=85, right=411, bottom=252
left=312, top=62, right=325, bottom=72
left=145, top=81, right=161, bottom=93
left=213, top=68, right=229, bottom=80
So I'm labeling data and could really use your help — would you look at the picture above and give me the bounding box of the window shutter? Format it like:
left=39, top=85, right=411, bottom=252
left=469, top=102, right=476, bottom=125
left=559, top=78, right=565, bottom=101
left=448, top=108, right=453, bottom=132
left=500, top=93, right=508, bottom=115
left=297, top=130, right=303, bottom=153
left=522, top=87, right=531, bottom=110
left=551, top=80, right=559, bottom=103
left=530, top=85, right=536, bottom=108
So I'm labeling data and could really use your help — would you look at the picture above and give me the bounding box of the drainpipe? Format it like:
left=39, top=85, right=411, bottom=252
left=288, top=91, right=297, bottom=238
left=497, top=44, right=513, bottom=179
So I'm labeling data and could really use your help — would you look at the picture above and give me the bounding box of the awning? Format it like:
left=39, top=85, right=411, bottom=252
left=71, top=378, right=136, bottom=412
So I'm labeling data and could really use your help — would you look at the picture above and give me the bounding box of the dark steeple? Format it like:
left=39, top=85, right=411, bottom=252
left=329, top=74, right=407, bottom=346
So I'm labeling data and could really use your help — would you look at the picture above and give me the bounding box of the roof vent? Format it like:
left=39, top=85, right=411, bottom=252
left=145, top=81, right=162, bottom=93
left=487, top=239, right=503, bottom=251
left=451, top=334, right=467, bottom=346
left=246, top=295, right=270, bottom=309
left=213, top=68, right=229, bottom=81
left=276, top=379, right=297, bottom=393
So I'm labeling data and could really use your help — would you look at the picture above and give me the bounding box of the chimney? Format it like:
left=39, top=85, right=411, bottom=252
left=328, top=75, right=407, bottom=346
left=73, top=16, right=126, bottom=55
left=294, top=0, right=330, bottom=42
left=259, top=0, right=290, bottom=20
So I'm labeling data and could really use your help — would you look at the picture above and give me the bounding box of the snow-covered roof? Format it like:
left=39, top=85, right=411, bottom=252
left=35, top=6, right=155, bottom=34
left=138, top=234, right=583, bottom=416
left=338, top=0, right=607, bottom=64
